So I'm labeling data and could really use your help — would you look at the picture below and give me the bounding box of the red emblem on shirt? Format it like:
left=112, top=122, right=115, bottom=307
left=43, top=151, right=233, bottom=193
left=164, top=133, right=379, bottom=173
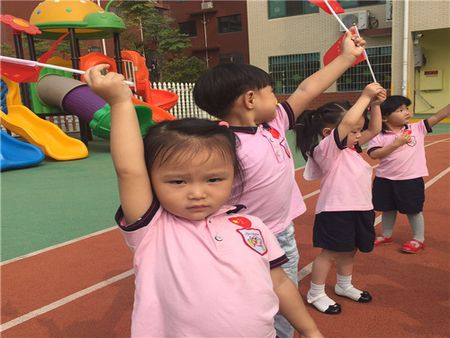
left=268, top=127, right=280, bottom=139
left=228, top=216, right=252, bottom=228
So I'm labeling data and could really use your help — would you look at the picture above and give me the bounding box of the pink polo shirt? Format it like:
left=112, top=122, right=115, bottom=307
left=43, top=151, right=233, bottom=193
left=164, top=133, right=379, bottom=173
left=368, top=120, right=432, bottom=180
left=304, top=128, right=373, bottom=214
left=116, top=202, right=287, bottom=338
left=229, top=102, right=306, bottom=235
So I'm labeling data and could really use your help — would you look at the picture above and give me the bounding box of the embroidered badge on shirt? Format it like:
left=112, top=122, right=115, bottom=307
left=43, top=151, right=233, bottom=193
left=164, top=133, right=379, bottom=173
left=228, top=216, right=252, bottom=228
left=236, top=228, right=268, bottom=255
left=404, top=130, right=416, bottom=146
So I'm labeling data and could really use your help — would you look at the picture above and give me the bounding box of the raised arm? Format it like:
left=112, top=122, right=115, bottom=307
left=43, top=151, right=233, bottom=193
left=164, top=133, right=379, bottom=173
left=358, top=88, right=386, bottom=145
left=337, top=82, right=383, bottom=142
left=286, top=30, right=366, bottom=121
left=84, top=65, right=152, bottom=224
left=426, top=103, right=450, bottom=128
left=271, top=267, right=324, bottom=338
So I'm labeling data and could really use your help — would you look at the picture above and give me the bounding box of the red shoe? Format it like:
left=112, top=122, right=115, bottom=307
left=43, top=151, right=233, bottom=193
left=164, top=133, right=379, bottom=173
left=401, top=239, right=425, bottom=253
left=374, top=236, right=393, bottom=246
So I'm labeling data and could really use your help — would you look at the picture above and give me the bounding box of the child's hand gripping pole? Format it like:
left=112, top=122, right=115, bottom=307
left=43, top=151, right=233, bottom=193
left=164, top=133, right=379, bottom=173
left=322, top=0, right=377, bottom=83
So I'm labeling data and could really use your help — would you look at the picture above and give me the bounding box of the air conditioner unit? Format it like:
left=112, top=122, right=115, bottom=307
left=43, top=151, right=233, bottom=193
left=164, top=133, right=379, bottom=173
left=338, top=11, right=369, bottom=32
left=385, top=0, right=393, bottom=21
left=201, top=1, right=214, bottom=10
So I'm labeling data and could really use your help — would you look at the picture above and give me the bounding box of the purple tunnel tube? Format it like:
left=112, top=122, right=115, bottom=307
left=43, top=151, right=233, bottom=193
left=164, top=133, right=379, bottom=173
left=37, top=75, right=106, bottom=124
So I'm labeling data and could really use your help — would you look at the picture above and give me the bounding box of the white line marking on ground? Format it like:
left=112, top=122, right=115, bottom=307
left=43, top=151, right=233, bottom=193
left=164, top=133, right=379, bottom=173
left=0, top=270, right=134, bottom=332
left=297, top=166, right=449, bottom=281
left=1, top=226, right=116, bottom=266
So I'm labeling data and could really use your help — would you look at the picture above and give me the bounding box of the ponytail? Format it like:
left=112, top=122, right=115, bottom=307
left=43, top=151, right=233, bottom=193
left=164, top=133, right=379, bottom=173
left=295, top=110, right=320, bottom=160
left=295, top=101, right=352, bottom=160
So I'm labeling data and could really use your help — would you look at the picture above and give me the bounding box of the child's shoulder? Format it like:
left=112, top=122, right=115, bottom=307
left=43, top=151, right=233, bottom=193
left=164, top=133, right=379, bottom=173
left=402, top=120, right=431, bottom=137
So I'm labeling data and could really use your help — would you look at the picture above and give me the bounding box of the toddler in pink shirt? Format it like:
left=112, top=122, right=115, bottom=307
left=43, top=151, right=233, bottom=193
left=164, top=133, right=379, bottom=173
left=84, top=65, right=323, bottom=338
left=368, top=96, right=450, bottom=253
left=295, top=83, right=386, bottom=315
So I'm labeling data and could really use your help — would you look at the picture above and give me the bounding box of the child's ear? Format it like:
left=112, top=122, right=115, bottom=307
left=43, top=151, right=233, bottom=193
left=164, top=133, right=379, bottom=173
left=243, top=90, right=255, bottom=108
left=322, top=127, right=332, bottom=137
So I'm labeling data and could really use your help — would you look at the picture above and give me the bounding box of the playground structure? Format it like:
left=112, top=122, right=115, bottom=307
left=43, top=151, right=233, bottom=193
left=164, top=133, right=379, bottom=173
left=37, top=75, right=155, bottom=139
left=0, top=0, right=178, bottom=171
left=1, top=77, right=88, bottom=161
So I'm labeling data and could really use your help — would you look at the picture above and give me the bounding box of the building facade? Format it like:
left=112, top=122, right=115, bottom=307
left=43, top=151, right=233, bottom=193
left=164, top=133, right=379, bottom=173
left=247, top=0, right=450, bottom=113
left=390, top=0, right=450, bottom=114
left=161, top=0, right=249, bottom=68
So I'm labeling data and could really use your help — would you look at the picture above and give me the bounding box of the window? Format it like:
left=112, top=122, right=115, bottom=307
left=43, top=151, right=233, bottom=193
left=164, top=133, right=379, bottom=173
left=219, top=53, right=244, bottom=64
left=268, top=0, right=385, bottom=19
left=218, top=14, right=242, bottom=33
left=179, top=21, right=197, bottom=37
left=340, top=0, right=386, bottom=10
left=268, top=0, right=318, bottom=19
left=337, top=46, right=391, bottom=92
left=87, top=46, right=101, bottom=53
left=269, top=53, right=320, bottom=94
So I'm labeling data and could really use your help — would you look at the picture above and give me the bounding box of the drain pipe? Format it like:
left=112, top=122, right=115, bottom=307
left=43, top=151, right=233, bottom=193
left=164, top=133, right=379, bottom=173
left=401, top=0, right=409, bottom=96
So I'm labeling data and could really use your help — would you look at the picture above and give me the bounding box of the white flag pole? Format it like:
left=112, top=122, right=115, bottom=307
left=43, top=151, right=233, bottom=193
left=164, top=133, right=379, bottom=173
left=322, top=0, right=377, bottom=82
left=352, top=25, right=377, bottom=83
left=0, top=55, right=135, bottom=86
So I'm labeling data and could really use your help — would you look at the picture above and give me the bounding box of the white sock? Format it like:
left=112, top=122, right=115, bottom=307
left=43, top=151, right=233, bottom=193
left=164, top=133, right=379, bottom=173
left=408, top=212, right=425, bottom=242
left=335, top=274, right=363, bottom=300
left=307, top=282, right=337, bottom=312
left=381, top=210, right=396, bottom=238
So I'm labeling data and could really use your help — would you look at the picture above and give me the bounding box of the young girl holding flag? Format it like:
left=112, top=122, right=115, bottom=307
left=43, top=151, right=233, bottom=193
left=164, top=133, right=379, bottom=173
left=295, top=83, right=386, bottom=314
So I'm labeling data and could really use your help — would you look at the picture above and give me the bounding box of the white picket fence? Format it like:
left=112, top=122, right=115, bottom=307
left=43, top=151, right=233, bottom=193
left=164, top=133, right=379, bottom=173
left=152, top=82, right=212, bottom=120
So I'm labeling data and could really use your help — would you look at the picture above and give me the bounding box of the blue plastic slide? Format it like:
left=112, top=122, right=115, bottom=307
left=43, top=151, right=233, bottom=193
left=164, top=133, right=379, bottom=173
left=0, top=130, right=45, bottom=171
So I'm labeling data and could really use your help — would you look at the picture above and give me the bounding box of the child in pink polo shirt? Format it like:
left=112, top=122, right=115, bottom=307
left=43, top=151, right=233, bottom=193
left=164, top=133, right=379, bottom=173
left=368, top=96, right=450, bottom=253
left=84, top=65, right=323, bottom=338
left=194, top=31, right=366, bottom=338
left=295, top=83, right=386, bottom=314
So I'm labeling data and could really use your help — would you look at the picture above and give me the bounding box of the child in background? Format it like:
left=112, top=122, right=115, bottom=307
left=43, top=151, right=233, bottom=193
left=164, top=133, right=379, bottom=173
left=194, top=31, right=366, bottom=337
left=84, top=64, right=324, bottom=338
left=295, top=83, right=386, bottom=314
left=368, top=97, right=450, bottom=253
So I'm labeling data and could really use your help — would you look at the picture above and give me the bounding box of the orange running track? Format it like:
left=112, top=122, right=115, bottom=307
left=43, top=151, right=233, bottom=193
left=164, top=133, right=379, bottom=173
left=1, top=134, right=449, bottom=338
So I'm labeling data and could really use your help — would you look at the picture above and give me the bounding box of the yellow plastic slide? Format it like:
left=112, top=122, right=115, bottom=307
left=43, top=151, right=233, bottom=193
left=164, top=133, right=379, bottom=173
left=0, top=78, right=87, bottom=160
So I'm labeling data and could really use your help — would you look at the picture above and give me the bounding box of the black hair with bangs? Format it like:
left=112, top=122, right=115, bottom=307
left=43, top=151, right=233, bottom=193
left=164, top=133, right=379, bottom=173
left=143, top=118, right=244, bottom=195
left=193, top=63, right=273, bottom=119
left=380, top=95, right=412, bottom=117
left=380, top=95, right=412, bottom=131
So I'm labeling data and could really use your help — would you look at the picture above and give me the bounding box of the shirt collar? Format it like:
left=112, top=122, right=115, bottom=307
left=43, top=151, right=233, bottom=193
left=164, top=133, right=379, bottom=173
left=229, top=123, right=271, bottom=135
left=210, top=204, right=247, bottom=217
left=382, top=124, right=408, bottom=134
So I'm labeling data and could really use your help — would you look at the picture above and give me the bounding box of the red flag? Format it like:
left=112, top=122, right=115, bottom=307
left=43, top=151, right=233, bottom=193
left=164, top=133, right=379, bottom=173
left=308, top=0, right=344, bottom=14
left=0, top=59, right=41, bottom=83
left=0, top=33, right=69, bottom=83
left=323, top=31, right=366, bottom=66
left=38, top=32, right=68, bottom=64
